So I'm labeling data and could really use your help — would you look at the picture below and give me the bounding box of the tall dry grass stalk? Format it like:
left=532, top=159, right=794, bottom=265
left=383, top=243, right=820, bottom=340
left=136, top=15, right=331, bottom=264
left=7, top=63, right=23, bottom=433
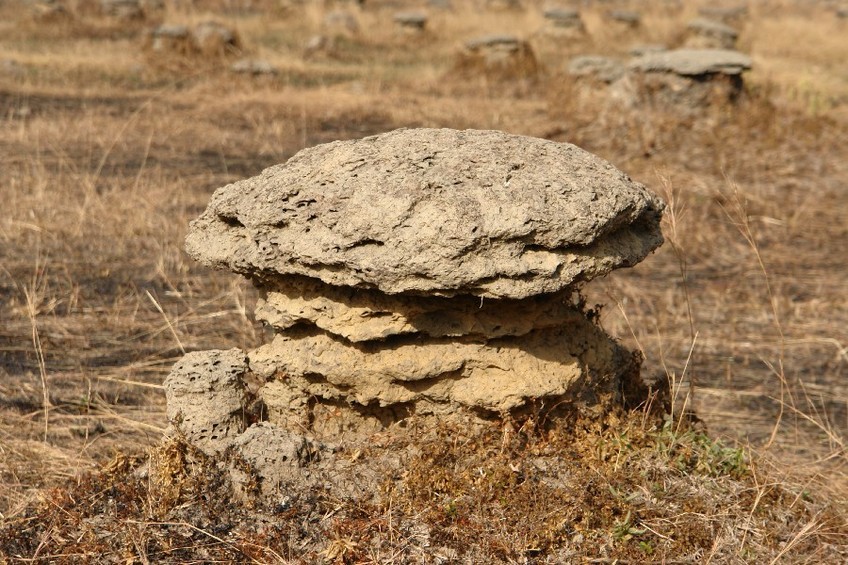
left=22, top=254, right=51, bottom=443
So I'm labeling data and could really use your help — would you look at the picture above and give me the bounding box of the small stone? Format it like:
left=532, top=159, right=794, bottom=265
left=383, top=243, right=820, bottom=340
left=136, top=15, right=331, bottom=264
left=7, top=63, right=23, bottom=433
left=540, top=6, right=586, bottom=38
left=543, top=7, right=580, bottom=23
left=613, top=49, right=752, bottom=110
left=164, top=349, right=248, bottom=455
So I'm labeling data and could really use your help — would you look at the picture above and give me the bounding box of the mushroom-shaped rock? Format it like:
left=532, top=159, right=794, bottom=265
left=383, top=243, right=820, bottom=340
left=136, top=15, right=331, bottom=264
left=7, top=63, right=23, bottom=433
left=174, top=128, right=664, bottom=448
left=613, top=49, right=751, bottom=110
left=568, top=55, right=625, bottom=83
left=541, top=6, right=586, bottom=37
left=456, top=34, right=538, bottom=78
left=684, top=18, right=738, bottom=49
left=186, top=128, right=664, bottom=300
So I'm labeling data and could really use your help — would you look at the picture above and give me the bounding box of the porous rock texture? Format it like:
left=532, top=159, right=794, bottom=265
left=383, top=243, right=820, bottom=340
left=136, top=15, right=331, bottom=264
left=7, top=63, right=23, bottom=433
left=164, top=349, right=248, bottom=454
left=612, top=49, right=752, bottom=110
left=186, top=128, right=663, bottom=299
left=167, top=128, right=664, bottom=469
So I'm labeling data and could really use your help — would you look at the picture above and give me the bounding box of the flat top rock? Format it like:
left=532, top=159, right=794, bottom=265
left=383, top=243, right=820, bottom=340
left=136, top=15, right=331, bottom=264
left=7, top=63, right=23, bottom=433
left=465, top=35, right=521, bottom=49
left=628, top=49, right=752, bottom=76
left=544, top=7, right=580, bottom=20
left=186, top=128, right=664, bottom=299
left=687, top=17, right=739, bottom=38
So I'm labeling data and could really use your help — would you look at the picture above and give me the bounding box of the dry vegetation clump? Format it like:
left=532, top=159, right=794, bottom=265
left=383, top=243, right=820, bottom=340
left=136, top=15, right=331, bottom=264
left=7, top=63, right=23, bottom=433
left=1, top=0, right=847, bottom=561
left=3, top=407, right=845, bottom=562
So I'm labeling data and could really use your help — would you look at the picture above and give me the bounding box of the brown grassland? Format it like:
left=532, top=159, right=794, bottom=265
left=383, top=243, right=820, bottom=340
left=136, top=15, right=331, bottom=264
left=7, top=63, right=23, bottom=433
left=0, top=0, right=847, bottom=562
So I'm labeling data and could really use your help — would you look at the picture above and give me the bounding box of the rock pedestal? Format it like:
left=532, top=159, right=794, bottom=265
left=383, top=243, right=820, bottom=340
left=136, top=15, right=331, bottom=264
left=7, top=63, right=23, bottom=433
left=541, top=7, right=586, bottom=38
left=166, top=128, right=664, bottom=461
left=455, top=35, right=538, bottom=79
left=684, top=18, right=739, bottom=49
left=611, top=48, right=752, bottom=110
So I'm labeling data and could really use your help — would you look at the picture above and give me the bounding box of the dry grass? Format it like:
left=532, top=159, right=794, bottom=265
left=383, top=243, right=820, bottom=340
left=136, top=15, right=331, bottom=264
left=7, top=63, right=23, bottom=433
left=1, top=0, right=847, bottom=561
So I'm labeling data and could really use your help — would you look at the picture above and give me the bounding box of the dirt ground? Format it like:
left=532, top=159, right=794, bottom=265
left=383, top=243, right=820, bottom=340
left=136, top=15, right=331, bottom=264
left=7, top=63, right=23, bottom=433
left=1, top=0, right=847, bottom=562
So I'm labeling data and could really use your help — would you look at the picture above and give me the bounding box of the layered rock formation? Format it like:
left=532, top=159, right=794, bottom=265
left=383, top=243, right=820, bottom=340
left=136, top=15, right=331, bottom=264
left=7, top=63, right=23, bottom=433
left=541, top=7, right=586, bottom=38
left=167, top=128, right=664, bottom=455
left=611, top=48, right=753, bottom=110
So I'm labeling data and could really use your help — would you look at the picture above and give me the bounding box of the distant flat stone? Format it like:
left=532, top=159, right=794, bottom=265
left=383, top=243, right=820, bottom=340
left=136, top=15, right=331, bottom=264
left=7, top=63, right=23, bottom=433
left=628, top=49, right=752, bottom=76
left=568, top=55, right=625, bottom=82
left=544, top=7, right=579, bottom=21
left=464, top=34, right=522, bottom=50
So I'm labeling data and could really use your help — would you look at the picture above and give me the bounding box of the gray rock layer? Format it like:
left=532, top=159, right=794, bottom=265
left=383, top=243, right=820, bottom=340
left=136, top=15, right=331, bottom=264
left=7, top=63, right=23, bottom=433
left=186, top=128, right=664, bottom=299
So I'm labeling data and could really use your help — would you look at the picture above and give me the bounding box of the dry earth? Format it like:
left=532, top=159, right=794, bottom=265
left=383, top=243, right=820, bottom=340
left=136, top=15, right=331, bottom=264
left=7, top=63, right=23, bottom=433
left=1, top=0, right=847, bottom=562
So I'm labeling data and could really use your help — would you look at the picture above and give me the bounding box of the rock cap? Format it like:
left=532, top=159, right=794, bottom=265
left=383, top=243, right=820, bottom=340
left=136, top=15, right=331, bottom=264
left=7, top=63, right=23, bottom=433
left=628, top=49, right=752, bottom=76
left=186, top=128, right=664, bottom=299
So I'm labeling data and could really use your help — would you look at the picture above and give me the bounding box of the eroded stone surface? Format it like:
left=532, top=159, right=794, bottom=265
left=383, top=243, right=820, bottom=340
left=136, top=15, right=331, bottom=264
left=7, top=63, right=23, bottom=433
left=186, top=128, right=664, bottom=299
left=164, top=349, right=248, bottom=455
left=255, top=275, right=586, bottom=342
left=249, top=320, right=630, bottom=413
